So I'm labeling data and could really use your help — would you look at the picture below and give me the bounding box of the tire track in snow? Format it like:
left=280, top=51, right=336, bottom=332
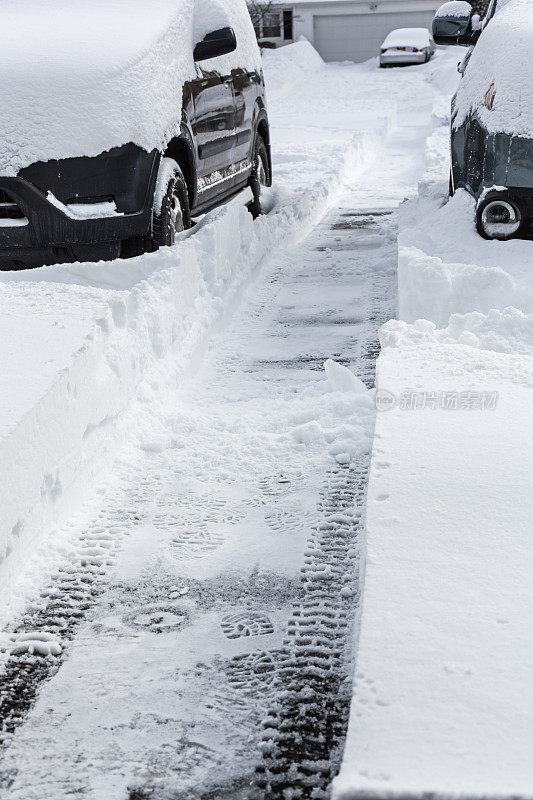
left=253, top=210, right=395, bottom=799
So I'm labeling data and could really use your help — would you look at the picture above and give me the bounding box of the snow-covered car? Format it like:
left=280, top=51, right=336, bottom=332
left=0, top=0, right=271, bottom=269
left=433, top=0, right=533, bottom=240
left=379, top=28, right=436, bottom=67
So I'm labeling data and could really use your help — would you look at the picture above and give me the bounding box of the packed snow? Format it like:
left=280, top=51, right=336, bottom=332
left=0, top=0, right=260, bottom=175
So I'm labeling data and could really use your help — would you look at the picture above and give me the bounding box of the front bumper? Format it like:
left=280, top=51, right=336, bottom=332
left=380, top=52, right=426, bottom=66
left=0, top=143, right=159, bottom=268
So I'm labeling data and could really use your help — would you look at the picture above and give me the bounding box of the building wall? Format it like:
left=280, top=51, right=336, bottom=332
left=291, top=0, right=442, bottom=48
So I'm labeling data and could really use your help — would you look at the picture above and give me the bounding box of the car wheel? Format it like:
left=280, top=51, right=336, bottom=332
left=150, top=157, right=191, bottom=250
left=248, top=135, right=270, bottom=220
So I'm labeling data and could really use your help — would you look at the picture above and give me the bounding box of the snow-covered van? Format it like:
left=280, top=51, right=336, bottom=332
left=0, top=0, right=271, bottom=268
left=433, top=0, right=533, bottom=240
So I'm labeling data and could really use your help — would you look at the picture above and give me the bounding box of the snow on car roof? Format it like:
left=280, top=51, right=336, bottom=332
left=0, top=0, right=260, bottom=176
left=382, top=28, right=431, bottom=48
left=453, top=0, right=533, bottom=137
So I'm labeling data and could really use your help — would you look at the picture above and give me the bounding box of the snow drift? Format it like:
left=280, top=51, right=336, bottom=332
left=0, top=0, right=260, bottom=176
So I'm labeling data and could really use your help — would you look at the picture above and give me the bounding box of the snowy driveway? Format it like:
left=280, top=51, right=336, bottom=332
left=0, top=46, right=447, bottom=800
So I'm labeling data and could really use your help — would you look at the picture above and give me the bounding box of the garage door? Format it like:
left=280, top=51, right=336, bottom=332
left=313, top=11, right=436, bottom=63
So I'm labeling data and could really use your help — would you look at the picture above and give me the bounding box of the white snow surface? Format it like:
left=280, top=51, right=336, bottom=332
left=0, top=0, right=260, bottom=175
left=381, top=28, right=431, bottom=49
left=453, top=0, right=533, bottom=136
left=335, top=44, right=533, bottom=800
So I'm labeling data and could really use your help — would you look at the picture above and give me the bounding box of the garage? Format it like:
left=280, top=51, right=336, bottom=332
left=313, top=10, right=437, bottom=62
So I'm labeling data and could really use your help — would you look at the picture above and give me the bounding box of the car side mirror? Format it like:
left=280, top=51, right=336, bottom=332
left=193, top=27, right=237, bottom=62
left=432, top=1, right=481, bottom=46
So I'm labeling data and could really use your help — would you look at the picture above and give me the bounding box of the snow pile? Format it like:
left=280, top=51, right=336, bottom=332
left=453, top=0, right=533, bottom=136
left=260, top=38, right=324, bottom=101
left=381, top=307, right=533, bottom=354
left=291, top=361, right=375, bottom=465
left=0, top=0, right=260, bottom=175
left=399, top=192, right=533, bottom=326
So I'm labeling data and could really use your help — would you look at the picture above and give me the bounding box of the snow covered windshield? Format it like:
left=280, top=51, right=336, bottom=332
left=453, top=0, right=533, bottom=137
left=0, top=0, right=260, bottom=176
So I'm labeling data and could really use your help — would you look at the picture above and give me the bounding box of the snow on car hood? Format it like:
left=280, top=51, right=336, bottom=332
left=0, top=0, right=260, bottom=176
left=453, top=0, right=533, bottom=137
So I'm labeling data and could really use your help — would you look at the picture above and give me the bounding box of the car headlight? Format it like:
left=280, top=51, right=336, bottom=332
left=477, top=198, right=522, bottom=241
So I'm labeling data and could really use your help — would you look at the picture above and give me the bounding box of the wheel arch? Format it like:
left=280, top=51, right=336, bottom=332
left=255, top=112, right=272, bottom=186
left=162, top=130, right=197, bottom=208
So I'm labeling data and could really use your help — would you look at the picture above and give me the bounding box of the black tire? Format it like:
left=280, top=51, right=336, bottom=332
left=248, top=135, right=270, bottom=220
left=150, top=158, right=191, bottom=251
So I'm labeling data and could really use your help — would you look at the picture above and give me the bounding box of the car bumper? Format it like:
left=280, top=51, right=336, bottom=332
left=0, top=144, right=159, bottom=268
left=380, top=52, right=427, bottom=65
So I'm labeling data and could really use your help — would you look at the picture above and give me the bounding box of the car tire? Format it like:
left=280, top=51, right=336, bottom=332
left=248, top=135, right=270, bottom=220
left=150, top=157, right=191, bottom=251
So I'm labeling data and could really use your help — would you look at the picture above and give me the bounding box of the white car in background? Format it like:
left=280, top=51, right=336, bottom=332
left=380, top=27, right=436, bottom=67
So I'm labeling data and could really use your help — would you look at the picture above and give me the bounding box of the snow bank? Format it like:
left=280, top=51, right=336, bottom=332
left=334, top=330, right=533, bottom=800
left=453, top=0, right=533, bottom=137
left=0, top=0, right=260, bottom=175
left=260, top=38, right=324, bottom=101
left=398, top=192, right=533, bottom=329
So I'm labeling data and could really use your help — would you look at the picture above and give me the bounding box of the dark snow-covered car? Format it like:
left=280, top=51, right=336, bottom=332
left=0, top=0, right=271, bottom=269
left=379, top=28, right=436, bottom=67
left=433, top=0, right=533, bottom=240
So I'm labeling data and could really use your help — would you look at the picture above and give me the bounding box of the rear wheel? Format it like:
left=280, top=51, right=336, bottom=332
left=150, top=158, right=191, bottom=250
left=248, top=135, right=270, bottom=220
